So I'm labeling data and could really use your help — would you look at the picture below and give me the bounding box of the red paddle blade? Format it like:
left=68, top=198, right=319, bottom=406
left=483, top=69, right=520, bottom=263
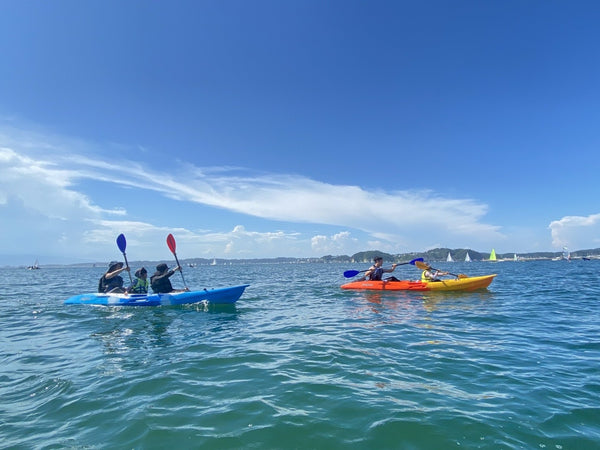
left=166, top=233, right=176, bottom=253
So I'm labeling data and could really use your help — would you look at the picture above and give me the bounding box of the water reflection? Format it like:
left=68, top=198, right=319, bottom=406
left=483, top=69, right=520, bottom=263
left=346, top=288, right=496, bottom=324
left=347, top=290, right=423, bottom=325
left=420, top=290, right=495, bottom=312
left=89, top=303, right=240, bottom=374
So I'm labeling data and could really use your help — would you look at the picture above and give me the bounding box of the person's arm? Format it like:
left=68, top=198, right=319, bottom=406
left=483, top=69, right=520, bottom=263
left=384, top=263, right=398, bottom=273
left=364, top=265, right=376, bottom=279
left=105, top=266, right=129, bottom=280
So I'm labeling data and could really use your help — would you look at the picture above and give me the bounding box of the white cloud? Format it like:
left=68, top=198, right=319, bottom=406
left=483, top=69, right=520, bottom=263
left=549, top=214, right=600, bottom=250
left=0, top=126, right=510, bottom=262
left=311, top=231, right=357, bottom=254
left=103, top=166, right=504, bottom=251
left=0, top=147, right=123, bottom=220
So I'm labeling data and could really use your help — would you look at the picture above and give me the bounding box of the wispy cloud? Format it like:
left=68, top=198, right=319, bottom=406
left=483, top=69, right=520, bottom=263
left=62, top=158, right=504, bottom=246
left=0, top=126, right=516, bottom=262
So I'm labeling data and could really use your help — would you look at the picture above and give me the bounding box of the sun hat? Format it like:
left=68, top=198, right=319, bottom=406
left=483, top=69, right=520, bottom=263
left=108, top=261, right=123, bottom=271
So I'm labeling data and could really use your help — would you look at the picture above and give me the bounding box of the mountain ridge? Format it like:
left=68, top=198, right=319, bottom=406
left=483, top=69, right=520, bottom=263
left=15, top=247, right=600, bottom=268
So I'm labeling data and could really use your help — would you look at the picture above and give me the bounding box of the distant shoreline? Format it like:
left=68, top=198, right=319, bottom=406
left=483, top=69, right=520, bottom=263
left=8, top=247, right=600, bottom=269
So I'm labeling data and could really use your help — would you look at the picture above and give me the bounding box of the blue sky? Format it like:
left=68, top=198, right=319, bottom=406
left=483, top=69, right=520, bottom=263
left=1, top=0, right=599, bottom=265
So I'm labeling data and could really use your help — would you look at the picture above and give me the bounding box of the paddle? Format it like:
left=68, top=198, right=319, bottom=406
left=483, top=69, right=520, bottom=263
left=116, top=233, right=134, bottom=285
left=414, top=260, right=468, bottom=279
left=343, top=258, right=424, bottom=278
left=166, top=233, right=188, bottom=289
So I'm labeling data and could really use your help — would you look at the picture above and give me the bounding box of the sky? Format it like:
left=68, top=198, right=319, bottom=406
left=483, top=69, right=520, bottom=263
left=1, top=0, right=599, bottom=265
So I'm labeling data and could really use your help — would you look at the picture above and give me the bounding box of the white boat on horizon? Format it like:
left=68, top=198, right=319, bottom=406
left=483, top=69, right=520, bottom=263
left=446, top=252, right=453, bottom=262
left=465, top=252, right=471, bottom=262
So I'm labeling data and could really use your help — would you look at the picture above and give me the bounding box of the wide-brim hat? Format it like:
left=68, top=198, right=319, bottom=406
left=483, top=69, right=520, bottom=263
left=155, top=263, right=168, bottom=274
left=108, top=261, right=123, bottom=271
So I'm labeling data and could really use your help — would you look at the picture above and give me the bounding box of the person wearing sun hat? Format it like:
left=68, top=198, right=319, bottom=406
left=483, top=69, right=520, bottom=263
left=98, top=260, right=130, bottom=293
left=150, top=263, right=184, bottom=293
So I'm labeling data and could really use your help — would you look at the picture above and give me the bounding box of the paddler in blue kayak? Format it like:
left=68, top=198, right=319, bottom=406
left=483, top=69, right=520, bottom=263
left=127, top=267, right=149, bottom=294
left=98, top=261, right=130, bottom=293
left=150, top=263, right=188, bottom=293
left=364, top=256, right=399, bottom=281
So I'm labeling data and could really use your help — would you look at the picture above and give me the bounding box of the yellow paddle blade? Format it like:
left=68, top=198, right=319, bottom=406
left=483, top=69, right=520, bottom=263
left=414, top=261, right=430, bottom=270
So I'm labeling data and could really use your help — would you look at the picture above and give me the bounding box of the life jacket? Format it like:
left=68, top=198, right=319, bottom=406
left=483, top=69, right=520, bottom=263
left=421, top=270, right=439, bottom=282
left=98, top=275, right=124, bottom=293
left=130, top=278, right=149, bottom=294
left=369, top=267, right=384, bottom=281
left=151, top=271, right=174, bottom=293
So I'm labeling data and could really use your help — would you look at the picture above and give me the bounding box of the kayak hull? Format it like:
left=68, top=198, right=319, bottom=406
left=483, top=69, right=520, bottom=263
left=341, top=275, right=496, bottom=292
left=65, top=284, right=250, bottom=306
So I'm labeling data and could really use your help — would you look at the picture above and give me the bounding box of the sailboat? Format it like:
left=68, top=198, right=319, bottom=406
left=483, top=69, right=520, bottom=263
left=27, top=259, right=40, bottom=270
left=210, top=258, right=217, bottom=266
left=489, top=249, right=497, bottom=262
left=465, top=252, right=471, bottom=262
left=446, top=252, right=453, bottom=262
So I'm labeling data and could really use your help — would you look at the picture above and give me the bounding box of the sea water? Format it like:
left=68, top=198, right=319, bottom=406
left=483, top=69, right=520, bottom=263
left=1, top=260, right=599, bottom=449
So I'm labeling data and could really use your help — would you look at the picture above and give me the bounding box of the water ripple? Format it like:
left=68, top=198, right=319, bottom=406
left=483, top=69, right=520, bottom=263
left=1, top=262, right=599, bottom=448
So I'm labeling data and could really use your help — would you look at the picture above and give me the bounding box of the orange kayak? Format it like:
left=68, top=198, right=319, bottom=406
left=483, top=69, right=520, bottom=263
left=341, top=274, right=496, bottom=292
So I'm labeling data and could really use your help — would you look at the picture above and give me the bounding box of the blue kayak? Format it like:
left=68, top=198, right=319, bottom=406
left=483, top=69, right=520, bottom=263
left=64, top=284, right=249, bottom=306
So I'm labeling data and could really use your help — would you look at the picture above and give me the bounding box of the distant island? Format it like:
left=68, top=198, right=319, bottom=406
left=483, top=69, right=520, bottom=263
left=25, top=247, right=600, bottom=269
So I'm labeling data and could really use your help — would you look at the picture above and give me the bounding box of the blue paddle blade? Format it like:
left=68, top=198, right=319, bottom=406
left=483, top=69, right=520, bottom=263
left=116, top=234, right=127, bottom=253
left=344, top=270, right=361, bottom=278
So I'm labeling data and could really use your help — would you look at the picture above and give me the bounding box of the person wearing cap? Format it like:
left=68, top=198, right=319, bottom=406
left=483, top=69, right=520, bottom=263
left=127, top=267, right=149, bottom=294
left=364, top=256, right=399, bottom=281
left=150, top=263, right=185, bottom=293
left=98, top=261, right=130, bottom=293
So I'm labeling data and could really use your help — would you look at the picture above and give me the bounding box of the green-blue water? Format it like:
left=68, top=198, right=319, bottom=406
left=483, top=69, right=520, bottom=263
left=1, top=261, right=599, bottom=449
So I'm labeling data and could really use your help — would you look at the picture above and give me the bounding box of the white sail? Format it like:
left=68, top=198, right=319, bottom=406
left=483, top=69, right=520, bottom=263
left=465, top=252, right=471, bottom=262
left=446, top=252, right=453, bottom=262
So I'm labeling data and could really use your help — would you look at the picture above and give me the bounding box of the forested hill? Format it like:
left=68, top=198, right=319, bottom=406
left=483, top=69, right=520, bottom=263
left=345, top=248, right=600, bottom=263
left=41, top=247, right=600, bottom=268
